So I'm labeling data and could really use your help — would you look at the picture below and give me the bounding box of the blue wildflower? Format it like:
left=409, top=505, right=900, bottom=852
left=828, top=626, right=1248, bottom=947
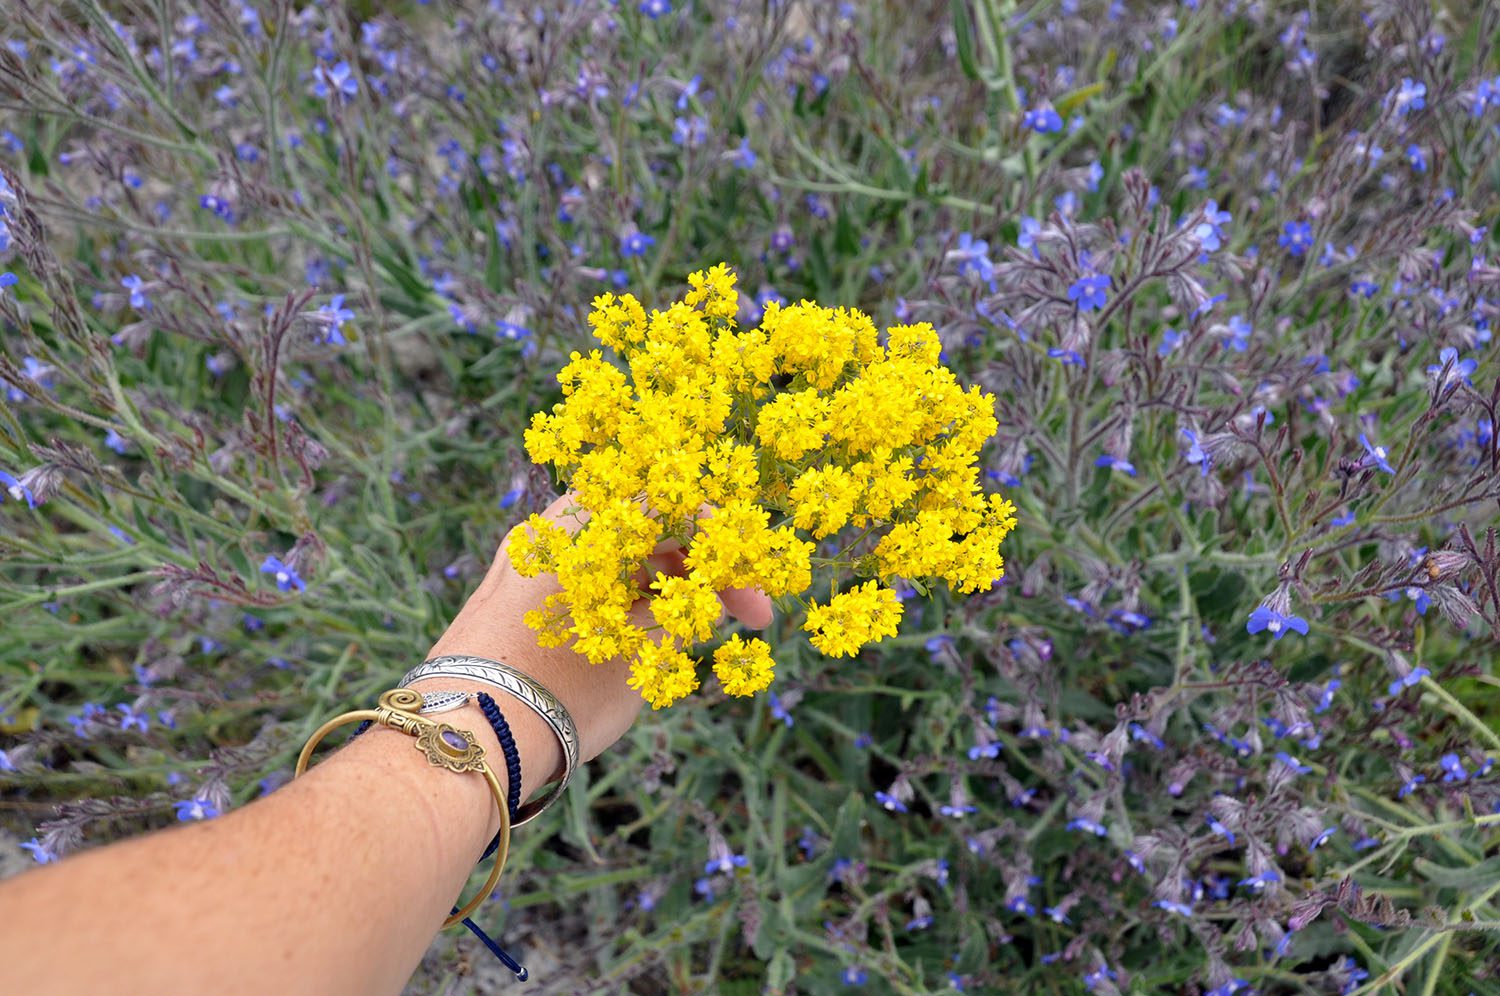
left=1206, top=815, right=1237, bottom=845
left=260, top=555, right=306, bottom=593
left=1279, top=221, right=1313, bottom=257
left=704, top=848, right=749, bottom=875
left=1247, top=605, right=1310, bottom=639
left=1206, top=980, right=1250, bottom=996
left=1094, top=453, right=1136, bottom=475
left=672, top=115, right=707, bottom=147
left=1391, top=77, right=1426, bottom=114
left=1315, top=674, right=1341, bottom=713
left=121, top=273, right=151, bottom=310
left=1017, top=216, right=1042, bottom=256
left=1022, top=102, right=1063, bottom=133
left=1439, top=753, right=1467, bottom=782
left=1426, top=346, right=1476, bottom=389
left=1068, top=270, right=1109, bottom=312
left=1066, top=817, right=1107, bottom=836
left=117, top=703, right=149, bottom=733
left=620, top=231, right=655, bottom=257
left=1082, top=963, right=1119, bottom=992
left=967, top=736, right=1001, bottom=759
left=1129, top=724, right=1164, bottom=749
left=0, top=469, right=38, bottom=509
left=1181, top=428, right=1212, bottom=476
left=1225, top=314, right=1252, bottom=352
left=1193, top=200, right=1232, bottom=251
left=948, top=232, right=994, bottom=281
left=1388, top=667, right=1429, bottom=697
left=1334, top=957, right=1370, bottom=994
left=1158, top=327, right=1182, bottom=357
left=1358, top=433, right=1395, bottom=473
left=313, top=61, right=358, bottom=100
left=20, top=838, right=58, bottom=864
left=316, top=294, right=355, bottom=345
left=639, top=0, right=671, bottom=18
left=175, top=797, right=220, bottom=821
left=768, top=691, right=793, bottom=727
left=841, top=965, right=867, bottom=986
left=873, top=790, right=907, bottom=813
left=1389, top=585, right=1431, bottom=615
left=1275, top=752, right=1313, bottom=775
left=1005, top=895, right=1036, bottom=915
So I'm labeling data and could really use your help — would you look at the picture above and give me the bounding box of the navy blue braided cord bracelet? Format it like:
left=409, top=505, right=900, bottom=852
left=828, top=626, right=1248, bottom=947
left=352, top=692, right=528, bottom=981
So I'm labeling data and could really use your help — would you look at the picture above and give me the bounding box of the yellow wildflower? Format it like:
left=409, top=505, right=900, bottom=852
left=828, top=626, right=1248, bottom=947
left=587, top=291, right=648, bottom=352
left=517, top=263, right=1014, bottom=707
left=886, top=322, right=943, bottom=365
left=505, top=514, right=574, bottom=577
left=873, top=511, right=961, bottom=579
left=803, top=581, right=903, bottom=657
left=523, top=409, right=584, bottom=468
left=645, top=442, right=707, bottom=520
left=752, top=527, right=814, bottom=596
left=682, top=498, right=774, bottom=588
left=761, top=300, right=854, bottom=391
left=788, top=465, right=859, bottom=538
left=684, top=263, right=739, bottom=321
left=571, top=600, right=647, bottom=664
left=713, top=635, right=776, bottom=696
left=522, top=592, right=574, bottom=648
left=852, top=452, right=920, bottom=522
left=755, top=388, right=831, bottom=462
left=650, top=572, right=723, bottom=643
left=569, top=447, right=646, bottom=511
left=826, top=363, right=920, bottom=453
left=647, top=302, right=712, bottom=365
left=711, top=326, right=776, bottom=396
left=702, top=439, right=761, bottom=506
left=628, top=636, right=701, bottom=709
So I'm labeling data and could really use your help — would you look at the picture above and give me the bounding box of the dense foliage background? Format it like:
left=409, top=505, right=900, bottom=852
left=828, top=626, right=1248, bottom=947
left=2, top=1, right=1499, bottom=992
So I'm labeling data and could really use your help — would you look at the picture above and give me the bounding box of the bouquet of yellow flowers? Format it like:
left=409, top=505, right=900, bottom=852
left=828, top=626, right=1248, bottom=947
left=507, top=264, right=1017, bottom=708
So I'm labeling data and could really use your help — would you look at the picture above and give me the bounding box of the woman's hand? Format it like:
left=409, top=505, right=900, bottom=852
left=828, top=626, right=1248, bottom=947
left=426, top=492, right=774, bottom=767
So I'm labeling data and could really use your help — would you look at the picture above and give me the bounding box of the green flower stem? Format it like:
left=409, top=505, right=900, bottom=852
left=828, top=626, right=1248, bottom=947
left=1, top=571, right=158, bottom=613
left=1419, top=674, right=1500, bottom=753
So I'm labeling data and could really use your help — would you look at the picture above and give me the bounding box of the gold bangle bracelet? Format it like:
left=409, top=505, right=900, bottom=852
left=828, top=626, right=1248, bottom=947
left=293, top=688, right=512, bottom=927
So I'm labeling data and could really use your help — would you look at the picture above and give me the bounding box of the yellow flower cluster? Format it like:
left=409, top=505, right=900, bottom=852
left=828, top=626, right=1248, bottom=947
left=508, top=264, right=1015, bottom=708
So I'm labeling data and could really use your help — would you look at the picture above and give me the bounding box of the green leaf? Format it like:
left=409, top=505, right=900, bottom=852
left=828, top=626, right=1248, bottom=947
left=834, top=209, right=859, bottom=256
left=832, top=790, right=864, bottom=855
left=1191, top=568, right=1246, bottom=621
left=765, top=949, right=796, bottom=993
left=1415, top=855, right=1500, bottom=889
left=950, top=0, right=980, bottom=81
left=1055, top=82, right=1106, bottom=117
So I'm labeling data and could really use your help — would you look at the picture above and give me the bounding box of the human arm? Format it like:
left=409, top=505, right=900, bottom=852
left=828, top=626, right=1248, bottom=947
left=0, top=494, right=771, bottom=995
